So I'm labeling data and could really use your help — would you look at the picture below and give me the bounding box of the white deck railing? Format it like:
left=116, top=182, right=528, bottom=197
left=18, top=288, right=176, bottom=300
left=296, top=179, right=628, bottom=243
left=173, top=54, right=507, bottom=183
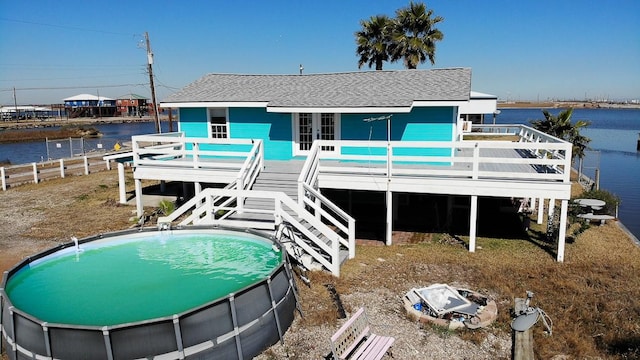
left=158, top=188, right=345, bottom=276
left=300, top=124, right=572, bottom=184
left=298, top=144, right=356, bottom=259
left=132, top=132, right=260, bottom=171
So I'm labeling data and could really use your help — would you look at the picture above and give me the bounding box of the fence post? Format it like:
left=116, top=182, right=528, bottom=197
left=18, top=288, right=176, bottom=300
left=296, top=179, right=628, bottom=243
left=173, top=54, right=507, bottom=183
left=84, top=156, right=89, bottom=175
left=1, top=167, right=6, bottom=191
left=118, top=162, right=127, bottom=204
left=32, top=162, right=38, bottom=184
left=59, top=159, right=65, bottom=178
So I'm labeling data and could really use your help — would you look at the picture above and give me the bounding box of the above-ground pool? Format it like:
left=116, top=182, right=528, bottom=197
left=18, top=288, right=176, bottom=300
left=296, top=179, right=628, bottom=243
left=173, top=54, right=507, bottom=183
left=1, top=227, right=298, bottom=360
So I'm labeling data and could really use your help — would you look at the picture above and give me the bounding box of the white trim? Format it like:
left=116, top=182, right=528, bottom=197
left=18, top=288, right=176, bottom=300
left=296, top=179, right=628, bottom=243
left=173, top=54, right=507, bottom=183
left=412, top=100, right=468, bottom=107
left=163, top=101, right=467, bottom=112
left=269, top=106, right=412, bottom=114
left=207, top=107, right=230, bottom=138
left=292, top=113, right=341, bottom=157
left=160, top=102, right=268, bottom=108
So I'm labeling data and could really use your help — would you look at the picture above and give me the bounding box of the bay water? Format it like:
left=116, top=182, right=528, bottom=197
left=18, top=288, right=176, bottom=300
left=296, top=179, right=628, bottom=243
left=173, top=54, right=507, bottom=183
left=496, top=108, right=640, bottom=240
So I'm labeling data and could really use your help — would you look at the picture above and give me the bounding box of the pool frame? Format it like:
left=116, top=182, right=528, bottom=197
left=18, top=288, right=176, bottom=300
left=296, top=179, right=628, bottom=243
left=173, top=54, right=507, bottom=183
left=1, top=226, right=298, bottom=360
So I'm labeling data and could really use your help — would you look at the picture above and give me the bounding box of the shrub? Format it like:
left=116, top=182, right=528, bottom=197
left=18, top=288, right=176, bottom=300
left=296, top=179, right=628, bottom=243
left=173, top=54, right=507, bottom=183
left=578, top=189, right=621, bottom=216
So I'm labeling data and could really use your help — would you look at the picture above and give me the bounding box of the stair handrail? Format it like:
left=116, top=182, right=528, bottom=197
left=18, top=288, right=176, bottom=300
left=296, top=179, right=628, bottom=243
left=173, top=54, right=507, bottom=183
left=155, top=139, right=264, bottom=225
left=300, top=183, right=355, bottom=259
left=298, top=141, right=356, bottom=260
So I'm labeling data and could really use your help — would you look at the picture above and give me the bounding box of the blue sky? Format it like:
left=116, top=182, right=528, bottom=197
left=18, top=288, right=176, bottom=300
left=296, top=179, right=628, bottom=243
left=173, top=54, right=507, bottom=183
left=1, top=0, right=639, bottom=105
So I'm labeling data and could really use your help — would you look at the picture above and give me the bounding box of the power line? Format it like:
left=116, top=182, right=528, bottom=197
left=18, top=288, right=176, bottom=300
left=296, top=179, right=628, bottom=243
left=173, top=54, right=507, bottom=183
left=0, top=84, right=147, bottom=92
left=0, top=73, right=146, bottom=82
left=0, top=17, right=137, bottom=37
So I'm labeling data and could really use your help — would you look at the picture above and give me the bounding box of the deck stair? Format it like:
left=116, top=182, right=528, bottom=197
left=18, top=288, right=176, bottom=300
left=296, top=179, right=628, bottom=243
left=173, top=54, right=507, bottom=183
left=157, top=160, right=355, bottom=276
left=229, top=160, right=303, bottom=225
left=229, top=160, right=350, bottom=273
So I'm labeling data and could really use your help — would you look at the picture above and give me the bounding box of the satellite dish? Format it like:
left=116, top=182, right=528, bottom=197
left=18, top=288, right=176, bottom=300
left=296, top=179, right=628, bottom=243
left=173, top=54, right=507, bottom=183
left=511, top=311, right=539, bottom=332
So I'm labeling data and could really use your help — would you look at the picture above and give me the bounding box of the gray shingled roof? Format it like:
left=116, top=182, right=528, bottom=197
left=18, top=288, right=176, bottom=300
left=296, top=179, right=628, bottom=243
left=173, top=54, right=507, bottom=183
left=162, top=68, right=471, bottom=108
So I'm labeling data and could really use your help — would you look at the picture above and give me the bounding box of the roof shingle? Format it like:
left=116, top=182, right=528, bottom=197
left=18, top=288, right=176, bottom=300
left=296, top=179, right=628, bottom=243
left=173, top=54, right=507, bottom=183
left=162, top=68, right=471, bottom=108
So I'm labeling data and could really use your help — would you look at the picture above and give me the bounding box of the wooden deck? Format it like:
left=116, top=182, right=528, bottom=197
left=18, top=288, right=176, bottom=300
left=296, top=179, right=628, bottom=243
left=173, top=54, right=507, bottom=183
left=313, top=144, right=571, bottom=200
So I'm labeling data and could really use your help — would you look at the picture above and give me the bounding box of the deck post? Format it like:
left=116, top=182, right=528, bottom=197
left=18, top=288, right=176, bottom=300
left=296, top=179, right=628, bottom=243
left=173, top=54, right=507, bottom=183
left=118, top=162, right=127, bottom=204
left=84, top=156, right=89, bottom=175
left=469, top=195, right=478, bottom=252
left=195, top=182, right=203, bottom=208
left=135, top=178, right=143, bottom=217
left=32, top=162, right=38, bottom=184
left=530, top=197, right=536, bottom=212
left=1, top=167, right=6, bottom=191
left=386, top=189, right=393, bottom=245
left=557, top=199, right=568, bottom=262
left=446, top=196, right=454, bottom=230
left=548, top=198, right=555, bottom=218
left=59, top=159, right=65, bottom=178
left=537, top=198, right=544, bottom=224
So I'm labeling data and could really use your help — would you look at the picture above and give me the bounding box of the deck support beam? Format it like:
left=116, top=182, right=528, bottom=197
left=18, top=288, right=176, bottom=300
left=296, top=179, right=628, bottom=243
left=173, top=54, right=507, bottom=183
left=469, top=195, right=478, bottom=252
left=135, top=178, right=143, bottom=217
left=557, top=199, right=568, bottom=262
left=386, top=189, right=393, bottom=245
left=118, top=162, right=127, bottom=204
left=537, top=197, right=544, bottom=224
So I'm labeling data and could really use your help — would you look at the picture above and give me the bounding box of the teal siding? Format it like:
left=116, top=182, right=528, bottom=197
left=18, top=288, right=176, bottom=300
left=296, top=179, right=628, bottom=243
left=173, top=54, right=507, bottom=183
left=176, top=106, right=454, bottom=161
left=177, top=107, right=293, bottom=160
left=178, top=108, right=209, bottom=137
left=340, top=107, right=455, bottom=158
left=229, top=108, right=293, bottom=160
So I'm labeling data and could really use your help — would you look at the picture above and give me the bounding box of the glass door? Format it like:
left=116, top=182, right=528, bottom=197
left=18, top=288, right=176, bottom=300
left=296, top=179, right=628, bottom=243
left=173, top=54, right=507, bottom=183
left=294, top=113, right=338, bottom=156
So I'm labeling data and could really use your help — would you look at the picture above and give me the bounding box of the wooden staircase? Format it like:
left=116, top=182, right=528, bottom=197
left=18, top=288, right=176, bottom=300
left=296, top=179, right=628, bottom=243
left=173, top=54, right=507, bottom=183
left=229, top=160, right=350, bottom=271
left=229, top=160, right=303, bottom=226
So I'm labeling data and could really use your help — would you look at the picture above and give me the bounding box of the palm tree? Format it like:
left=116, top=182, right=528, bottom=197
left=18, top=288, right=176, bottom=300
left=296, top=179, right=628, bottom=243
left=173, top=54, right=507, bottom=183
left=390, top=1, right=444, bottom=69
left=530, top=107, right=591, bottom=161
left=355, top=15, right=393, bottom=70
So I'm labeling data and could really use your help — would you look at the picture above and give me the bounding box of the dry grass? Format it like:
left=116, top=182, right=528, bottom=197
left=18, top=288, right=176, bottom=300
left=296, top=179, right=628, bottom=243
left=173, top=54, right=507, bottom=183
left=1, top=170, right=639, bottom=359
left=302, top=223, right=639, bottom=359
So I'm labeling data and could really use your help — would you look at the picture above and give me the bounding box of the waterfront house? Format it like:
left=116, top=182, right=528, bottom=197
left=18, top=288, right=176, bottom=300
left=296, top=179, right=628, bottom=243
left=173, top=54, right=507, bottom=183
left=116, top=93, right=150, bottom=117
left=117, top=68, right=572, bottom=276
left=63, top=94, right=116, bottom=118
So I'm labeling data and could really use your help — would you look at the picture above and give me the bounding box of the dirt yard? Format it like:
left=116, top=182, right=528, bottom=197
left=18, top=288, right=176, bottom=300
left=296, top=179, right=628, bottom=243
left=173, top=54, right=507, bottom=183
left=1, top=169, right=639, bottom=359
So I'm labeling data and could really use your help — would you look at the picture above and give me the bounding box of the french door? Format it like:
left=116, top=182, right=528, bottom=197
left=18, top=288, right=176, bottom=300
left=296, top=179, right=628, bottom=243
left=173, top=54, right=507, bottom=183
left=294, top=113, right=339, bottom=156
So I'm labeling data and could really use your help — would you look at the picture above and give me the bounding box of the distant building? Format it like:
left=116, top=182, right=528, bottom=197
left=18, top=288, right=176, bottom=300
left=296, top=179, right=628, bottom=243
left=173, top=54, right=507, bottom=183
left=63, top=94, right=116, bottom=118
left=116, top=93, right=150, bottom=117
left=459, top=91, right=498, bottom=124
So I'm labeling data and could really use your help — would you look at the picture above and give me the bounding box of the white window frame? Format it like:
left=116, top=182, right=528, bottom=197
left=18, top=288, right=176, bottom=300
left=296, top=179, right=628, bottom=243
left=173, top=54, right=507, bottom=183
left=292, top=113, right=340, bottom=156
left=207, top=108, right=229, bottom=139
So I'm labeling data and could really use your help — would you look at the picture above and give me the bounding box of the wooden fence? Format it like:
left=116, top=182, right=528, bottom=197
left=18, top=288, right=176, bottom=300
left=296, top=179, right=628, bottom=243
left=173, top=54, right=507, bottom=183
left=1, top=154, right=112, bottom=191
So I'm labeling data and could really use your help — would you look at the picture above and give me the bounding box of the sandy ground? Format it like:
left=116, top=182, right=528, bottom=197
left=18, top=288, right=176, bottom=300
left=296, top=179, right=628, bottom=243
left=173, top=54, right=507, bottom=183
left=0, top=171, right=512, bottom=360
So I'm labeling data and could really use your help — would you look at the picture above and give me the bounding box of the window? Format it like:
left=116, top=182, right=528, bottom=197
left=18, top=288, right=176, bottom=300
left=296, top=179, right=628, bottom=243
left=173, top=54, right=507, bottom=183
left=209, top=108, right=228, bottom=138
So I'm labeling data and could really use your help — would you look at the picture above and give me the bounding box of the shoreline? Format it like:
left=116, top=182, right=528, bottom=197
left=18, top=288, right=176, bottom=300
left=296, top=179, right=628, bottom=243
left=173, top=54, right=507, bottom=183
left=498, top=101, right=640, bottom=110
left=0, top=115, right=171, bottom=131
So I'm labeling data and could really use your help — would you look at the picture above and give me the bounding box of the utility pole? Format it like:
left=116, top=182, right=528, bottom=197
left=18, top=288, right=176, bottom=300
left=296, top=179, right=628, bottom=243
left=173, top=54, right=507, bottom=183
left=13, top=87, right=18, bottom=122
left=145, top=32, right=161, bottom=133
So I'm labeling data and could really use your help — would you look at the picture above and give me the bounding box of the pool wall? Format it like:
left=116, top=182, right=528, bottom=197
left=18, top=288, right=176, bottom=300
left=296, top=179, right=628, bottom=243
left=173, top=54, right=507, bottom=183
left=0, top=227, right=298, bottom=360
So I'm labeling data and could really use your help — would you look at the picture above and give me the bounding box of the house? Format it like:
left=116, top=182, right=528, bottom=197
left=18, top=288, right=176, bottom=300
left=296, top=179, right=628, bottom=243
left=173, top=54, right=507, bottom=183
left=116, top=93, right=150, bottom=117
left=112, top=68, right=572, bottom=276
left=63, top=94, right=116, bottom=118
left=459, top=91, right=500, bottom=125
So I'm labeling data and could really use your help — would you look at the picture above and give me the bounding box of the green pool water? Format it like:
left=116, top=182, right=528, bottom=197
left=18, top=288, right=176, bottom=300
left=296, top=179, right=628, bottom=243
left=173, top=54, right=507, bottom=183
left=5, top=231, right=281, bottom=326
